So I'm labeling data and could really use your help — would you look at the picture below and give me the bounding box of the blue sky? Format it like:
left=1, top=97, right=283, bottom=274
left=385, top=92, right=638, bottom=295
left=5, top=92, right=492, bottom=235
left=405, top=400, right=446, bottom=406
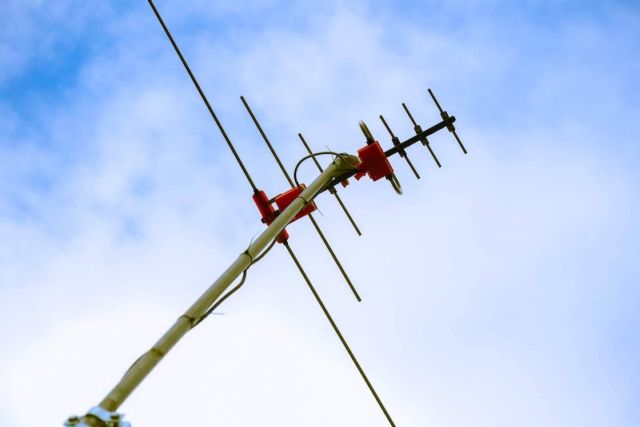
left=1, top=1, right=639, bottom=426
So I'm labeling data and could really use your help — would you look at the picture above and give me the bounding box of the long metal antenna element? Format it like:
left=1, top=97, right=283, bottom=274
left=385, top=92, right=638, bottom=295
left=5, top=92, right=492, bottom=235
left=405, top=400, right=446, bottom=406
left=284, top=241, right=396, bottom=427
left=146, top=0, right=258, bottom=191
left=240, top=95, right=362, bottom=302
left=298, top=132, right=362, bottom=235
left=402, top=102, right=442, bottom=168
left=379, top=114, right=420, bottom=179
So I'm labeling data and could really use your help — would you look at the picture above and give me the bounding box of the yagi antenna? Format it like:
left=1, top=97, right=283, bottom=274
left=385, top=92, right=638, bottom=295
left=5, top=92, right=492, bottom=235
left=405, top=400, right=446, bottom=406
left=65, top=1, right=468, bottom=427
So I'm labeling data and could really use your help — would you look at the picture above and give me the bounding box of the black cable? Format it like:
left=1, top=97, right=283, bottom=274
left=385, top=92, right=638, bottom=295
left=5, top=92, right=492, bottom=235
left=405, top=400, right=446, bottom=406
left=252, top=234, right=280, bottom=264
left=293, top=151, right=342, bottom=187
left=121, top=235, right=279, bottom=383
left=192, top=271, right=247, bottom=328
left=192, top=235, right=279, bottom=328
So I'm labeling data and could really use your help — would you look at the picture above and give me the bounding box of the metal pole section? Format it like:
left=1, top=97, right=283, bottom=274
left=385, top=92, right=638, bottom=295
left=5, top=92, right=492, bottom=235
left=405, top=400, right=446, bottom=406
left=96, top=154, right=360, bottom=413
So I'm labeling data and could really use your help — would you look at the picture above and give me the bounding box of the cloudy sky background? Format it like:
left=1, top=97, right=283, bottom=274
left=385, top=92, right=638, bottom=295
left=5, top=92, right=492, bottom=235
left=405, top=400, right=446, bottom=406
left=1, top=0, right=639, bottom=426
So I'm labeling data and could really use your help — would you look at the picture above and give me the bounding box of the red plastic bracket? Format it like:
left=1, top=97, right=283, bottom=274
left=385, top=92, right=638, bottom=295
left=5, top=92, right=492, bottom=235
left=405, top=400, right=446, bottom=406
left=355, top=140, right=394, bottom=181
left=252, top=190, right=288, bottom=242
left=251, top=185, right=317, bottom=243
left=252, top=190, right=277, bottom=225
left=274, top=184, right=317, bottom=222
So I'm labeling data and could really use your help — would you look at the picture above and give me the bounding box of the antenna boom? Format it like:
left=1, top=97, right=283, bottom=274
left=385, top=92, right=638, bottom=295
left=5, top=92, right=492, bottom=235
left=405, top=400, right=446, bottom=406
left=77, top=156, right=358, bottom=424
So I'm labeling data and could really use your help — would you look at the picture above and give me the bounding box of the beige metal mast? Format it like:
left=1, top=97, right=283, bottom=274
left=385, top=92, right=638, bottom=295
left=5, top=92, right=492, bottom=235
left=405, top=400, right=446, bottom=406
left=66, top=155, right=359, bottom=427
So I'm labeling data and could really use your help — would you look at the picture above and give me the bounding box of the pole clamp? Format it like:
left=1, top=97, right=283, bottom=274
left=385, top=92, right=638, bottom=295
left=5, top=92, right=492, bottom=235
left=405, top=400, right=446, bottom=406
left=64, top=407, right=131, bottom=427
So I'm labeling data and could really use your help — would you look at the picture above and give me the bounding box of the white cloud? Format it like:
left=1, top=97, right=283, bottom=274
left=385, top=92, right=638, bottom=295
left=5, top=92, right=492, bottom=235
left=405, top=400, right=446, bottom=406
left=1, top=1, right=639, bottom=426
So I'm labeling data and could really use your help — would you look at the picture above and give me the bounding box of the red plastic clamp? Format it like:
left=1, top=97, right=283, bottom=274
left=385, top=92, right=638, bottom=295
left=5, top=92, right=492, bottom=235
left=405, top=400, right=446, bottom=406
left=355, top=140, right=394, bottom=181
left=274, top=184, right=317, bottom=222
left=252, top=190, right=288, bottom=242
left=252, top=190, right=277, bottom=225
left=251, top=185, right=317, bottom=243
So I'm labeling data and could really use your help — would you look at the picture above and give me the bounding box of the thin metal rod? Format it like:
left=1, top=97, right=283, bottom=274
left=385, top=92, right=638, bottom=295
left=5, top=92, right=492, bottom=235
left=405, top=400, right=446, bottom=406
left=95, top=157, right=356, bottom=414
left=401, top=102, right=441, bottom=168
left=147, top=0, right=258, bottom=191
left=297, top=133, right=327, bottom=172
left=425, top=142, right=442, bottom=168
left=428, top=89, right=467, bottom=154
left=307, top=214, right=361, bottom=301
left=240, top=96, right=294, bottom=187
left=283, top=242, right=396, bottom=427
left=240, top=96, right=361, bottom=302
left=401, top=102, right=418, bottom=127
left=451, top=130, right=468, bottom=155
left=334, top=193, right=362, bottom=235
left=298, top=133, right=362, bottom=236
left=379, top=115, right=420, bottom=179
left=427, top=88, right=444, bottom=112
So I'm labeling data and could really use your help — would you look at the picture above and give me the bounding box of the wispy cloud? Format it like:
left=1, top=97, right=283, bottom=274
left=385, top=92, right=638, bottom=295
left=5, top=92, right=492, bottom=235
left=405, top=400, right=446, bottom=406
left=1, top=1, right=639, bottom=426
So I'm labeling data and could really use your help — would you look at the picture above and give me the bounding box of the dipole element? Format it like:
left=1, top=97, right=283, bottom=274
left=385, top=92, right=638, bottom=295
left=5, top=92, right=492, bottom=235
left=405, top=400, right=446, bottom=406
left=146, top=0, right=258, bottom=191
left=402, top=102, right=442, bottom=168
left=428, top=88, right=467, bottom=154
left=379, top=114, right=421, bottom=179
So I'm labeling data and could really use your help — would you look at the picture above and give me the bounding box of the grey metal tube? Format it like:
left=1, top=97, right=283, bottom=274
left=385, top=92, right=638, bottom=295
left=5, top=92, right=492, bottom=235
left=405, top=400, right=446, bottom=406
left=97, top=154, right=359, bottom=412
